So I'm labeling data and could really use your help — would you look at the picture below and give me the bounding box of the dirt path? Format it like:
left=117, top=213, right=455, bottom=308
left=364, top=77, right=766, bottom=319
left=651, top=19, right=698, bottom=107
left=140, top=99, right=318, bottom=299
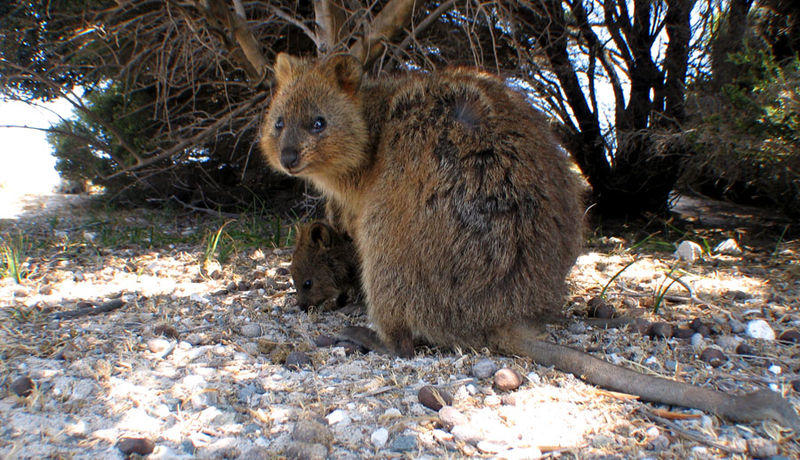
left=0, top=192, right=798, bottom=459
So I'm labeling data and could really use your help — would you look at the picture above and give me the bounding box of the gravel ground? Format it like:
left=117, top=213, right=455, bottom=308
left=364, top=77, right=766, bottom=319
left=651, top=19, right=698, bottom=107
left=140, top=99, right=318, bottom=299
left=1, top=194, right=799, bottom=459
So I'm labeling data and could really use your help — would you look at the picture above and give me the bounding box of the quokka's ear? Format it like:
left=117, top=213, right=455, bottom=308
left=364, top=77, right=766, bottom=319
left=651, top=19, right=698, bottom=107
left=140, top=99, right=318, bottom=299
left=309, top=221, right=334, bottom=248
left=321, top=54, right=363, bottom=93
left=273, top=53, right=304, bottom=87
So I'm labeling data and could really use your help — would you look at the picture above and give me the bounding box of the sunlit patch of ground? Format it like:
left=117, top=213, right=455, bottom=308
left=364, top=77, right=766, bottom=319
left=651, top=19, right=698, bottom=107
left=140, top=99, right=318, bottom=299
left=0, top=192, right=798, bottom=458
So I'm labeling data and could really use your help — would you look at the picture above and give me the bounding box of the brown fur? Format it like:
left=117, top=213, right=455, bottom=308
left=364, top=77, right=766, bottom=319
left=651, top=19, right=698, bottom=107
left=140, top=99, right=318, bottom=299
left=291, top=221, right=361, bottom=310
left=261, top=53, right=799, bottom=428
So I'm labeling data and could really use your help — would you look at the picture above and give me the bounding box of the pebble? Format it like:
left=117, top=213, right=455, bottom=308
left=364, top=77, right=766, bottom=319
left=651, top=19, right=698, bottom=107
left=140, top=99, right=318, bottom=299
left=567, top=322, right=587, bottom=334
left=314, top=335, right=336, bottom=347
left=778, top=329, right=800, bottom=344
left=674, top=240, right=703, bottom=263
left=116, top=437, right=155, bottom=456
left=715, top=335, right=741, bottom=350
left=439, top=406, right=468, bottom=429
left=736, top=342, right=756, bottom=357
left=745, top=319, right=775, bottom=340
left=689, top=318, right=712, bottom=336
left=185, top=333, right=204, bottom=345
left=285, top=351, right=312, bottom=369
left=382, top=408, right=402, bottom=419
left=418, top=385, right=453, bottom=411
left=647, top=322, right=673, bottom=339
left=714, top=238, right=742, bottom=255
left=691, top=333, right=706, bottom=351
left=477, top=440, right=507, bottom=453
left=699, top=347, right=727, bottom=367
left=239, top=323, right=262, bottom=338
left=326, top=409, right=351, bottom=426
left=746, top=438, right=778, bottom=458
left=493, top=368, right=523, bottom=391
left=370, top=428, right=389, bottom=448
left=291, top=419, right=333, bottom=446
left=768, top=364, right=782, bottom=375
left=673, top=327, right=695, bottom=339
left=472, top=358, right=498, bottom=379
left=10, top=375, right=34, bottom=397
left=389, top=434, right=416, bottom=452
left=450, top=424, right=484, bottom=444
left=588, top=296, right=615, bottom=318
left=147, top=338, right=171, bottom=354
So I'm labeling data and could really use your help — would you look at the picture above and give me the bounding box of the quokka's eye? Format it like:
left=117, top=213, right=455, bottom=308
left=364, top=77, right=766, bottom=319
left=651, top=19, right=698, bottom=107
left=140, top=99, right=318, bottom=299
left=310, top=116, right=326, bottom=133
left=274, top=117, right=284, bottom=131
left=302, top=279, right=313, bottom=290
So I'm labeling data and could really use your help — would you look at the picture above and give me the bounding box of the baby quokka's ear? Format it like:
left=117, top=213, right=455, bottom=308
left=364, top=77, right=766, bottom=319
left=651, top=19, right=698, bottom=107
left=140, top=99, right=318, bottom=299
left=320, top=54, right=363, bottom=93
left=309, top=222, right=334, bottom=249
left=273, top=53, right=305, bottom=87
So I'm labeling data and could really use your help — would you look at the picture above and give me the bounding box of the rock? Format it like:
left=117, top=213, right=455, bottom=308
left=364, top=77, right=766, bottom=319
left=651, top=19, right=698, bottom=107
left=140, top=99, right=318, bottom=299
left=477, top=440, right=507, bottom=453
left=471, top=358, right=498, bottom=379
left=325, top=409, right=351, bottom=426
left=746, top=438, right=778, bottom=458
left=647, top=322, right=673, bottom=339
left=314, top=335, right=336, bottom=347
left=493, top=368, right=523, bottom=391
left=10, top=375, right=34, bottom=397
left=735, top=342, right=756, bottom=357
left=239, top=323, right=262, bottom=338
left=778, top=329, right=800, bottom=344
left=117, top=437, right=155, bottom=456
left=715, top=335, right=741, bottom=350
left=729, top=318, right=746, bottom=333
left=588, top=296, right=615, bottom=319
left=768, top=364, right=782, bottom=375
left=285, top=351, right=312, bottom=369
left=370, top=428, right=389, bottom=448
left=285, top=442, right=327, bottom=460
left=729, top=290, right=751, bottom=301
left=418, top=385, right=452, bottom=411
left=275, top=267, right=290, bottom=276
left=185, top=333, right=204, bottom=346
left=382, top=408, right=402, bottom=419
left=291, top=419, right=333, bottom=446
left=389, top=434, right=417, bottom=452
left=147, top=337, right=171, bottom=354
left=674, top=240, right=703, bottom=263
left=699, top=347, right=727, bottom=367
left=691, top=333, right=706, bottom=351
left=689, top=318, right=712, bottom=336
left=451, top=424, right=484, bottom=444
left=714, top=238, right=742, bottom=255
left=439, top=406, right=468, bottom=430
left=567, top=322, right=587, bottom=334
left=745, top=319, right=775, bottom=341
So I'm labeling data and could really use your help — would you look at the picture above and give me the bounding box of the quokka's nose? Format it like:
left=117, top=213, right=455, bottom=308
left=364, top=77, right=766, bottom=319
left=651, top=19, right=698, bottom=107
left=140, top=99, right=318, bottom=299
left=280, top=147, right=299, bottom=170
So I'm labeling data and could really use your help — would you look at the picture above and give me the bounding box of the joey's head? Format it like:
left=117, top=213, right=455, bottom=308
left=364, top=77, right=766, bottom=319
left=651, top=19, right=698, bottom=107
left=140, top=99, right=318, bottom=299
left=261, top=53, right=369, bottom=186
left=290, top=221, right=355, bottom=310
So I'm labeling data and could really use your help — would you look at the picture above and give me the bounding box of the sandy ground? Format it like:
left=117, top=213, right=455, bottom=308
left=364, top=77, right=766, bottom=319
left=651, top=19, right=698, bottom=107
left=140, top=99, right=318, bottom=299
left=0, top=191, right=799, bottom=459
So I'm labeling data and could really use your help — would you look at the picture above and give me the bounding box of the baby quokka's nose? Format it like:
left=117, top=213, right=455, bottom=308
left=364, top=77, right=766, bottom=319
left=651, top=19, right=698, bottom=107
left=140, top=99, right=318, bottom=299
left=281, top=147, right=299, bottom=170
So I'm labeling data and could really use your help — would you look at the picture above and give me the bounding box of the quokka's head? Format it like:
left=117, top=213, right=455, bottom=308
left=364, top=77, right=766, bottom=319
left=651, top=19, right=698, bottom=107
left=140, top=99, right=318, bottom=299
left=261, top=53, right=369, bottom=182
left=290, top=221, right=352, bottom=310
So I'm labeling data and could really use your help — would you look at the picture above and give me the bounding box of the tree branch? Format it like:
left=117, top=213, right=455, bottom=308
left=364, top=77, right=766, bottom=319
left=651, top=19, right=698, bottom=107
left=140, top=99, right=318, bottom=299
left=349, top=0, right=419, bottom=66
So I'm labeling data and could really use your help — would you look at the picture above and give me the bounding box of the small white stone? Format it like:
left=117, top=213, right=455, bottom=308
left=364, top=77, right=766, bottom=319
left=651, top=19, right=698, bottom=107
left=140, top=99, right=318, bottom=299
left=326, top=409, right=351, bottom=426
left=714, top=238, right=742, bottom=255
left=82, top=231, right=97, bottom=242
left=645, top=426, right=660, bottom=438
left=690, top=333, right=706, bottom=351
left=745, top=319, right=775, bottom=341
left=147, top=338, right=171, bottom=354
left=674, top=241, right=703, bottom=263
left=477, top=440, right=506, bottom=453
left=370, top=428, right=389, bottom=448
left=483, top=395, right=501, bottom=406
left=768, top=364, right=781, bottom=375
left=526, top=372, right=541, bottom=384
left=239, top=323, right=262, bottom=338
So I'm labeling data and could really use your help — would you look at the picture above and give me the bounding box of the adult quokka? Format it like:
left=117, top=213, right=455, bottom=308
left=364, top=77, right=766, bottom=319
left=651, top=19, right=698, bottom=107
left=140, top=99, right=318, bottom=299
left=261, top=53, right=799, bottom=429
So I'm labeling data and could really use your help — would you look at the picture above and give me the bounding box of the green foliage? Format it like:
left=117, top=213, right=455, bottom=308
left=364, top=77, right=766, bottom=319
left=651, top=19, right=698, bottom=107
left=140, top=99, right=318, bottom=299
left=48, top=84, right=158, bottom=187
left=683, top=48, right=800, bottom=216
left=1, top=232, right=28, bottom=284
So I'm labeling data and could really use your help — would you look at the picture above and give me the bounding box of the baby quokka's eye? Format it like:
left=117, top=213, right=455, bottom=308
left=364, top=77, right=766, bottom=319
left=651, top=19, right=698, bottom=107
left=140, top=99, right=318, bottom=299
left=274, top=117, right=284, bottom=131
left=302, top=279, right=313, bottom=290
left=310, top=116, right=326, bottom=134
